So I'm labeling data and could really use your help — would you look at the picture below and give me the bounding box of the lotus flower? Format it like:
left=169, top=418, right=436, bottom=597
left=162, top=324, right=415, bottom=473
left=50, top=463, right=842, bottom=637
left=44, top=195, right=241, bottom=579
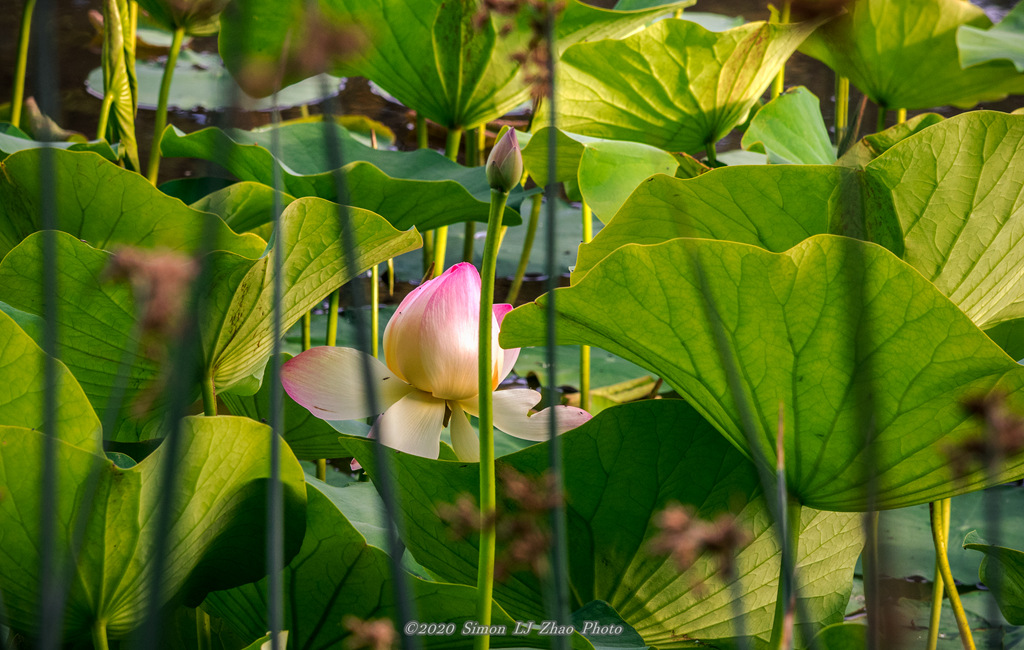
left=281, top=263, right=592, bottom=460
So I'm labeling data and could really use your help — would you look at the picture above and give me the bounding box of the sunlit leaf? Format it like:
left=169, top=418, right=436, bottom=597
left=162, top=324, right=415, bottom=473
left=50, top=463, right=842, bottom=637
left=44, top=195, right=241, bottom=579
left=0, top=148, right=265, bottom=260
left=339, top=400, right=862, bottom=647
left=502, top=236, right=1024, bottom=511
left=800, top=0, right=1024, bottom=109
left=0, top=416, right=306, bottom=640
left=957, top=0, right=1024, bottom=72
left=548, top=17, right=825, bottom=154
left=741, top=86, right=835, bottom=165
left=964, top=531, right=1024, bottom=625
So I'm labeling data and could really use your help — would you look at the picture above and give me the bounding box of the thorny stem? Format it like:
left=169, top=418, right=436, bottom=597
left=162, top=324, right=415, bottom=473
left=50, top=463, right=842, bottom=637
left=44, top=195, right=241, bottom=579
left=932, top=500, right=976, bottom=650
left=433, top=127, right=464, bottom=277
left=579, top=202, right=593, bottom=412
left=11, top=0, right=36, bottom=129
left=926, top=498, right=951, bottom=650
left=474, top=188, right=509, bottom=650
left=146, top=26, right=185, bottom=184
left=506, top=193, right=542, bottom=304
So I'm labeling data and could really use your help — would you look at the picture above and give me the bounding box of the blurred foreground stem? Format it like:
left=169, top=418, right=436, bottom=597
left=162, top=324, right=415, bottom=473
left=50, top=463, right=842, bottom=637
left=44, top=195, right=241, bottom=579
left=579, top=202, right=593, bottom=411
left=145, top=26, right=185, bottom=184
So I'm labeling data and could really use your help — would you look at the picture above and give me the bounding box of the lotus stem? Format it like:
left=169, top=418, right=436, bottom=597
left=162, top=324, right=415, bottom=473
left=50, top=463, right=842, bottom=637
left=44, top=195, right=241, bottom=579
left=202, top=372, right=216, bottom=416
left=146, top=26, right=185, bottom=185
left=418, top=114, right=433, bottom=273
left=464, top=126, right=484, bottom=263
left=11, top=0, right=36, bottom=129
left=301, top=312, right=312, bottom=350
left=579, top=202, right=593, bottom=411
left=326, top=290, right=340, bottom=347
left=433, top=128, right=464, bottom=277
left=769, top=496, right=802, bottom=650
left=834, top=76, right=849, bottom=147
left=371, top=265, right=380, bottom=358
left=316, top=459, right=326, bottom=481
left=897, top=108, right=907, bottom=124
left=196, top=609, right=212, bottom=650
left=92, top=618, right=109, bottom=650
left=926, top=498, right=951, bottom=650
left=674, top=8, right=683, bottom=18
left=417, top=112, right=428, bottom=149
left=387, top=258, right=395, bottom=297
left=875, top=105, right=887, bottom=134
left=507, top=193, right=542, bottom=304
left=771, top=1, right=792, bottom=100
left=705, top=141, right=718, bottom=166
left=931, top=500, right=976, bottom=650
left=475, top=187, right=509, bottom=650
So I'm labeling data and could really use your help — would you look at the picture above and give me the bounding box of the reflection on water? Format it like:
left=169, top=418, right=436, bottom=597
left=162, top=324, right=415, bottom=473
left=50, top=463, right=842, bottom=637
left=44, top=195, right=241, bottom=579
left=0, top=0, right=1020, bottom=178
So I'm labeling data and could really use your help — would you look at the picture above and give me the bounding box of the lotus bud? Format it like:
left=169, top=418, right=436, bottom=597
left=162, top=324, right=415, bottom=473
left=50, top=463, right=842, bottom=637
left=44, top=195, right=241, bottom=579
left=485, top=128, right=523, bottom=193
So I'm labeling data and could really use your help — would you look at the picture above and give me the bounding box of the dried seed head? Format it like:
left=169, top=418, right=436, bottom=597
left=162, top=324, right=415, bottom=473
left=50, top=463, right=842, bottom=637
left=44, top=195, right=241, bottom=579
left=649, top=503, right=749, bottom=579
left=105, top=248, right=198, bottom=344
left=343, top=616, right=397, bottom=650
left=949, top=392, right=1024, bottom=477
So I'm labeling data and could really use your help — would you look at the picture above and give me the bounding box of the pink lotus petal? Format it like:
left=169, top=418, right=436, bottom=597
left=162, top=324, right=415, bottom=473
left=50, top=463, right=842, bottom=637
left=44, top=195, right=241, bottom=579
left=460, top=389, right=592, bottom=442
left=449, top=403, right=479, bottom=462
left=282, top=347, right=414, bottom=421
left=493, top=304, right=520, bottom=386
left=372, top=390, right=447, bottom=459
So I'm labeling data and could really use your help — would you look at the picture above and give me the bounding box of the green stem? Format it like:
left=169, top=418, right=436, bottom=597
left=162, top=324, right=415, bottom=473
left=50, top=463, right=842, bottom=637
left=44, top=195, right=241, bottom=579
left=387, top=258, right=395, bottom=297
left=771, top=1, right=792, bottom=100
left=464, top=126, right=483, bottom=263
left=301, top=312, right=311, bottom=350
left=146, top=26, right=185, bottom=185
left=896, top=107, right=907, bottom=124
left=705, top=141, right=718, bottom=166
left=326, top=290, right=340, bottom=347
left=316, top=458, right=327, bottom=481
left=432, top=128, right=464, bottom=277
left=371, top=264, right=380, bottom=358
left=463, top=221, right=477, bottom=263
left=926, top=498, right=951, bottom=650
left=673, top=8, right=683, bottom=18
left=506, top=193, right=542, bottom=304
left=834, top=76, right=849, bottom=147
left=92, top=618, right=109, bottom=650
left=769, top=497, right=802, bottom=649
left=11, top=0, right=36, bottom=129
left=932, top=500, right=976, bottom=650
left=202, top=373, right=217, bottom=416
left=417, top=113, right=428, bottom=149
left=97, top=92, right=114, bottom=142
left=475, top=188, right=509, bottom=650
left=579, top=202, right=593, bottom=412
left=875, top=105, right=887, bottom=134
left=196, top=609, right=212, bottom=650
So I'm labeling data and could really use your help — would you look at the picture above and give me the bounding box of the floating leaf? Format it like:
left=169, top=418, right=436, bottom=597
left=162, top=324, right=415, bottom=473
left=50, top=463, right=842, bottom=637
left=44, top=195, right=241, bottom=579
left=964, top=531, right=1024, bottom=625
left=339, top=401, right=862, bottom=647
left=958, top=1, right=1024, bottom=72
left=161, top=121, right=527, bottom=230
left=204, top=480, right=590, bottom=650
left=0, top=415, right=306, bottom=640
left=800, top=0, right=1024, bottom=109
left=741, top=86, right=835, bottom=165
left=502, top=236, right=1024, bottom=511
left=548, top=18, right=825, bottom=154
left=0, top=148, right=265, bottom=260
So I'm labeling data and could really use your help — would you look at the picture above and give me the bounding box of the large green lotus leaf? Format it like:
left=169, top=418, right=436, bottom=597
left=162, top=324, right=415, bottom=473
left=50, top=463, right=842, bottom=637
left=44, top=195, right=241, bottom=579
left=0, top=148, right=265, bottom=260
left=958, top=1, right=1024, bottom=72
left=800, top=0, right=1024, bottom=110
left=218, top=0, right=692, bottom=128
left=865, top=112, right=1024, bottom=329
left=0, top=415, right=306, bottom=640
left=0, top=309, right=101, bottom=452
left=836, top=113, right=944, bottom=168
left=963, top=531, right=1024, bottom=625
left=741, top=86, right=836, bottom=165
left=0, top=199, right=419, bottom=439
left=190, top=181, right=296, bottom=239
left=985, top=318, right=1024, bottom=362
left=204, top=481, right=589, bottom=650
left=549, top=18, right=824, bottom=154
left=0, top=123, right=117, bottom=160
left=577, top=140, right=680, bottom=222
left=573, top=166, right=900, bottom=278
left=161, top=122, right=526, bottom=229
left=338, top=401, right=863, bottom=647
left=501, top=236, right=1024, bottom=511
